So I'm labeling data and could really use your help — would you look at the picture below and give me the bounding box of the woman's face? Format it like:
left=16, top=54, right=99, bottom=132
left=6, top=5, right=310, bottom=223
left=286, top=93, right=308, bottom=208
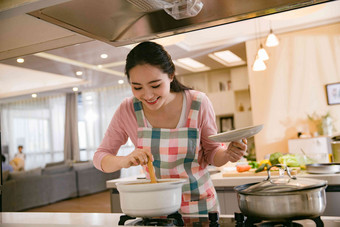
left=129, top=64, right=173, bottom=111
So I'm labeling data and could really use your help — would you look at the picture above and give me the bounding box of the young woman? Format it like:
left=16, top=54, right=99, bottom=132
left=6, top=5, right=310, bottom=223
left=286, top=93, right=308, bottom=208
left=93, top=41, right=247, bottom=214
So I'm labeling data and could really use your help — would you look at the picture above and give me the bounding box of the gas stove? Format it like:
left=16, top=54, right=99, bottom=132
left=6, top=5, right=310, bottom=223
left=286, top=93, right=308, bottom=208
left=119, top=212, right=340, bottom=226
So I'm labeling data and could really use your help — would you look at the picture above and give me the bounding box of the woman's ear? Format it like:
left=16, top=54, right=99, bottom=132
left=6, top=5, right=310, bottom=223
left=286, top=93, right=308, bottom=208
left=169, top=74, right=175, bottom=82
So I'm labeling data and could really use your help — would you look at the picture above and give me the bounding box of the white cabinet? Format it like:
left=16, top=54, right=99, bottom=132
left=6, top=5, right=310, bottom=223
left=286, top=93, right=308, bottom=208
left=230, top=66, right=249, bottom=91
left=179, top=66, right=252, bottom=129
left=207, top=91, right=235, bottom=116
left=234, top=111, right=253, bottom=128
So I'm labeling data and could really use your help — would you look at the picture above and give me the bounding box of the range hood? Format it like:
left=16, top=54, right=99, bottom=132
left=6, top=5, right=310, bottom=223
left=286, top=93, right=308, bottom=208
left=28, top=0, right=335, bottom=47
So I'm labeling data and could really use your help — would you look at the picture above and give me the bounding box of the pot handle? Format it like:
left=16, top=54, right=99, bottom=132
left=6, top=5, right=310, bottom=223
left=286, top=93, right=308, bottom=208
left=266, top=164, right=297, bottom=181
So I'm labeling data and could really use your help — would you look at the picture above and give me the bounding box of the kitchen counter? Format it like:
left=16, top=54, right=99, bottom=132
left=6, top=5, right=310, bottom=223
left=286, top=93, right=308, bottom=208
left=1, top=212, right=340, bottom=227
left=106, top=171, right=340, bottom=216
left=106, top=171, right=340, bottom=188
left=210, top=171, right=340, bottom=187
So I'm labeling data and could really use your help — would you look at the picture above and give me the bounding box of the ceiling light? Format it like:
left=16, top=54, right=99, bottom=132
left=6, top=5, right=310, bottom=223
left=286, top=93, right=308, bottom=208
left=266, top=29, right=279, bottom=47
left=17, top=58, right=24, bottom=63
left=76, top=71, right=83, bottom=76
left=31, top=93, right=37, bottom=98
left=118, top=80, right=124, bottom=84
left=208, top=50, right=245, bottom=67
left=100, top=54, right=108, bottom=59
left=72, top=87, right=79, bottom=92
left=174, top=58, right=210, bottom=72
left=252, top=56, right=267, bottom=71
left=97, top=65, right=103, bottom=68
left=257, top=44, right=269, bottom=61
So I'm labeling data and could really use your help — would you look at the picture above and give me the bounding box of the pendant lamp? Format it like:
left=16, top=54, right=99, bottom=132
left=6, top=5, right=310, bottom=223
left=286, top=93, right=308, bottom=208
left=257, top=44, right=269, bottom=61
left=252, top=56, right=267, bottom=71
left=266, top=29, right=279, bottom=47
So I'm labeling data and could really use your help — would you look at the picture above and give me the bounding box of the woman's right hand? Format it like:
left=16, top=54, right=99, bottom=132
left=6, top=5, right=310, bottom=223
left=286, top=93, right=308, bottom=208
left=121, top=148, right=153, bottom=168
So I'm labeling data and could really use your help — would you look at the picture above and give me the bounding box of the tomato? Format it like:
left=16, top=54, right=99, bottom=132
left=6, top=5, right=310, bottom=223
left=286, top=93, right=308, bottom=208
left=236, top=165, right=251, bottom=173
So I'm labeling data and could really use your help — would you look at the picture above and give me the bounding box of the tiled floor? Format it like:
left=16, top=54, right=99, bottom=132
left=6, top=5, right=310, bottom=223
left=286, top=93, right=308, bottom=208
left=25, top=190, right=111, bottom=213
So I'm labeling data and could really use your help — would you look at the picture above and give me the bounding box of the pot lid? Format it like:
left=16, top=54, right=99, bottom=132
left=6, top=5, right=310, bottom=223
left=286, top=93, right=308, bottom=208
left=235, top=164, right=327, bottom=195
left=238, top=177, right=327, bottom=195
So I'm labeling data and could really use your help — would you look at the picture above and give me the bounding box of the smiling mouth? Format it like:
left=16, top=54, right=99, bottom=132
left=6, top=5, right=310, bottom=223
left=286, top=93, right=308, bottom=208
left=146, top=97, right=160, bottom=105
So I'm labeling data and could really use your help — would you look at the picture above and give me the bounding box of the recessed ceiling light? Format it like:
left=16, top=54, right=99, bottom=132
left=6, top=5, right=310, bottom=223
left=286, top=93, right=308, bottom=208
left=32, top=93, right=37, bottom=98
left=76, top=71, right=83, bottom=76
left=100, top=54, right=108, bottom=59
left=174, top=58, right=210, bottom=72
left=208, top=50, right=245, bottom=67
left=17, top=58, right=24, bottom=63
left=118, top=80, right=124, bottom=84
left=72, top=87, right=79, bottom=92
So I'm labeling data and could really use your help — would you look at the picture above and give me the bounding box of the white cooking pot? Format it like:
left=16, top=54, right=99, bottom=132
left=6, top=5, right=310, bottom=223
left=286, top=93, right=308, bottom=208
left=116, top=178, right=187, bottom=217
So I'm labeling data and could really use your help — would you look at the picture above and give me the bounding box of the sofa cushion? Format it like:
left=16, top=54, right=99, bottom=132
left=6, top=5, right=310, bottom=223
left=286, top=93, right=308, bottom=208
left=42, top=164, right=72, bottom=175
left=72, top=161, right=93, bottom=171
left=9, top=167, right=42, bottom=180
left=45, top=161, right=65, bottom=168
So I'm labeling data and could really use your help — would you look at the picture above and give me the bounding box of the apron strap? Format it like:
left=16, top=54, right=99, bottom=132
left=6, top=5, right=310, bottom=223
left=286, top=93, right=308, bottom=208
left=133, top=97, right=147, bottom=127
left=186, top=91, right=203, bottom=128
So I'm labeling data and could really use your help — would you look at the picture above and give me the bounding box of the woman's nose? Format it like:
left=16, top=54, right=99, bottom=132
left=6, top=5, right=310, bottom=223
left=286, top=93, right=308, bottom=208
left=143, top=88, right=153, bottom=99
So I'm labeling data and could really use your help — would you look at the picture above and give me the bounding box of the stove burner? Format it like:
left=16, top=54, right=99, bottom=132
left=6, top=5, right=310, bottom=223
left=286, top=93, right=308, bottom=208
left=119, top=212, right=184, bottom=226
left=234, top=213, right=324, bottom=227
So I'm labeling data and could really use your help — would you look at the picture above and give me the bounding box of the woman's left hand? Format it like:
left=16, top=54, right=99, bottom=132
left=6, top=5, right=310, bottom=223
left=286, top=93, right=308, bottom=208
left=225, top=138, right=248, bottom=162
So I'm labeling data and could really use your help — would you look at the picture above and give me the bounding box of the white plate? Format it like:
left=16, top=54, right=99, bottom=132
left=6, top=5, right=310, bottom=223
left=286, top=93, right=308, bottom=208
left=208, top=124, right=264, bottom=142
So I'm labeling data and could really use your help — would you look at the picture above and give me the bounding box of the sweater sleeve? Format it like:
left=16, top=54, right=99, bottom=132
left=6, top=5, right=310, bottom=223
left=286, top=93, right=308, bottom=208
left=93, top=97, right=137, bottom=171
left=196, top=92, right=223, bottom=168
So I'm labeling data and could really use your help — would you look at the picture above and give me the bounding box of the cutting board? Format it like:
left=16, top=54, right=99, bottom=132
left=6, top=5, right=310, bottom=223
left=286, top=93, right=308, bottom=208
left=222, top=168, right=300, bottom=177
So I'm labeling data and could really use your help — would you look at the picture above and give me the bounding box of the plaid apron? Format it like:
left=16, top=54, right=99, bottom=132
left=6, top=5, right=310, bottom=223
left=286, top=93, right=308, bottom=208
left=134, top=92, right=219, bottom=214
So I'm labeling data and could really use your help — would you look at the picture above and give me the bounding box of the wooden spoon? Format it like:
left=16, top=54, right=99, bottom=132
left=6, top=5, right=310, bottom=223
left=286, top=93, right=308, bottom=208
left=147, top=159, right=157, bottom=183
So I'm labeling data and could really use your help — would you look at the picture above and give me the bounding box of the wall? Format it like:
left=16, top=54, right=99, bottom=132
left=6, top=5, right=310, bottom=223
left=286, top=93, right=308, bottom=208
left=246, top=22, right=340, bottom=161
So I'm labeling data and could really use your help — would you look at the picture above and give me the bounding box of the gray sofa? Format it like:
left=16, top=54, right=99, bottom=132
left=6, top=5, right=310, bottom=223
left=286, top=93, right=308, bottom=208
left=2, top=161, right=120, bottom=211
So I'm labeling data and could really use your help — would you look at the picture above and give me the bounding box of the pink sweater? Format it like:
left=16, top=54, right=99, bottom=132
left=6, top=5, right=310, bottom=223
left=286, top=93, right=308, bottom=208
left=93, top=90, right=222, bottom=171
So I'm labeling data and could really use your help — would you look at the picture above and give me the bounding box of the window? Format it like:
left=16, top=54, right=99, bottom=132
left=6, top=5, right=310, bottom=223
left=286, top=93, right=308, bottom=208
left=0, top=95, right=66, bottom=170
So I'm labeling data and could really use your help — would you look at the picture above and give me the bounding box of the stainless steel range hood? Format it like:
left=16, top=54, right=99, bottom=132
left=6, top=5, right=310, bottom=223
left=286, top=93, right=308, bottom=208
left=29, top=0, right=335, bottom=46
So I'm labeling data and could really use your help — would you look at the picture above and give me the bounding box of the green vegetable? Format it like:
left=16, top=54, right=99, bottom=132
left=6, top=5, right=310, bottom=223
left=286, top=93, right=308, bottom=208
left=269, top=152, right=283, bottom=165
left=278, top=154, right=300, bottom=167
left=255, top=163, right=270, bottom=173
left=248, top=161, right=259, bottom=169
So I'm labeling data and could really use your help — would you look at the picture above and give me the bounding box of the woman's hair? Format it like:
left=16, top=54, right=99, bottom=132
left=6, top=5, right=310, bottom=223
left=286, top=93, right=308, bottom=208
left=125, top=41, right=191, bottom=92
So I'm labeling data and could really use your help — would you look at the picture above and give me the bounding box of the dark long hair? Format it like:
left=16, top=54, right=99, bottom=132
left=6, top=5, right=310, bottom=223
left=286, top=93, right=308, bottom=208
left=125, top=41, right=191, bottom=92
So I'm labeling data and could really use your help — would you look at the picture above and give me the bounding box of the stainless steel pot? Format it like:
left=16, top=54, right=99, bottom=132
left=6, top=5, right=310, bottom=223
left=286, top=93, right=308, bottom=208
left=116, top=178, right=186, bottom=217
left=306, top=163, right=340, bottom=174
left=234, top=164, right=327, bottom=220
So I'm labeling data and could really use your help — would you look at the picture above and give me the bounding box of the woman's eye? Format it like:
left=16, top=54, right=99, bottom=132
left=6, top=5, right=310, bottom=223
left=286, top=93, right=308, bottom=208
left=133, top=87, right=142, bottom=90
left=152, top=84, right=161, bottom=89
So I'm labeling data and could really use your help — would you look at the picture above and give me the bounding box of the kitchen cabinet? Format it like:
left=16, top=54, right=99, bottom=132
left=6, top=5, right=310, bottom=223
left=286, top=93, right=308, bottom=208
left=179, top=66, right=252, bottom=130
left=216, top=187, right=240, bottom=214
left=230, top=66, right=249, bottom=91
left=206, top=91, right=235, bottom=116
left=234, top=111, right=252, bottom=129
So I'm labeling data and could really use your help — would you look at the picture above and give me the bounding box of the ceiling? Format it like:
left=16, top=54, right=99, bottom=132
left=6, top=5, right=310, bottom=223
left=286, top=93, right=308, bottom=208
left=0, top=0, right=340, bottom=102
